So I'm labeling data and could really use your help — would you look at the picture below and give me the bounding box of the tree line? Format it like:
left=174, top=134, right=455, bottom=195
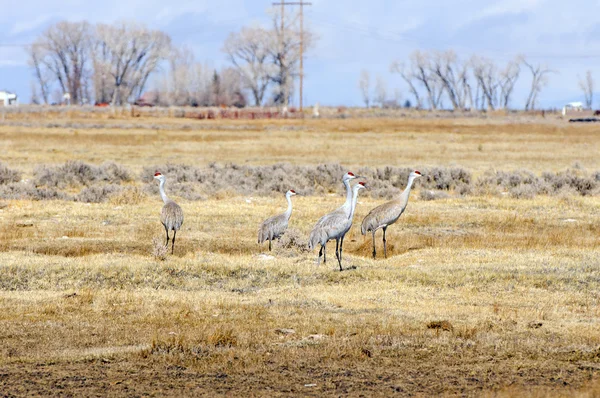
left=361, top=50, right=595, bottom=111
left=27, top=18, right=593, bottom=110
left=28, top=10, right=313, bottom=107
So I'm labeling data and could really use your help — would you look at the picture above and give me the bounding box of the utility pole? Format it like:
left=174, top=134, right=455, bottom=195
left=271, top=1, right=311, bottom=111
left=277, top=0, right=286, bottom=108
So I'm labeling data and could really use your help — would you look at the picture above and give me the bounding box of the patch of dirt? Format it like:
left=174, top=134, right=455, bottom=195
left=0, top=355, right=596, bottom=396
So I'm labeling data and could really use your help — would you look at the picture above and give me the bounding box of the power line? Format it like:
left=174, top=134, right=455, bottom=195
left=0, top=43, right=31, bottom=48
left=306, top=11, right=600, bottom=61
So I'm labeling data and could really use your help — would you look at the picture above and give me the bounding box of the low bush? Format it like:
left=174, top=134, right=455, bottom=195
left=0, top=163, right=22, bottom=185
left=276, top=228, right=310, bottom=253
left=109, top=186, right=147, bottom=205
left=476, top=168, right=599, bottom=198
left=76, top=184, right=124, bottom=203
left=35, top=160, right=132, bottom=189
left=2, top=161, right=598, bottom=201
left=0, top=182, right=69, bottom=201
left=419, top=190, right=451, bottom=201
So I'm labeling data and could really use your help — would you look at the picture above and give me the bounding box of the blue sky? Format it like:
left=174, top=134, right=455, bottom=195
left=1, top=0, right=600, bottom=107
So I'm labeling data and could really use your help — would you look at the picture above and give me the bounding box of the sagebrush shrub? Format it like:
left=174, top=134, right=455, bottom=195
left=0, top=163, right=22, bottom=185
left=76, top=184, right=124, bottom=203
left=0, top=182, right=69, bottom=201
left=419, top=190, right=450, bottom=201
left=35, top=160, right=132, bottom=189
left=276, top=228, right=310, bottom=252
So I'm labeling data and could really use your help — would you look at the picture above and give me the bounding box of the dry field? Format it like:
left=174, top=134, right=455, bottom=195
left=0, top=110, right=599, bottom=396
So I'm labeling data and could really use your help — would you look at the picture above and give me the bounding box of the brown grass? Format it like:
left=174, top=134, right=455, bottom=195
left=2, top=112, right=599, bottom=177
left=0, top=112, right=598, bottom=396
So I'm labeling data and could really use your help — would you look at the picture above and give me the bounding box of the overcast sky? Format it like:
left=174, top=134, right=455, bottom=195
left=1, top=0, right=600, bottom=107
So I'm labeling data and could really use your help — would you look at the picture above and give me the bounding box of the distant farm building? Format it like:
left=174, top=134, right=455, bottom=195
left=134, top=91, right=159, bottom=107
left=562, top=101, right=584, bottom=116
left=0, top=91, right=18, bottom=106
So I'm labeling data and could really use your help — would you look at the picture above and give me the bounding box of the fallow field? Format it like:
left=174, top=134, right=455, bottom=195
left=0, top=109, right=599, bottom=396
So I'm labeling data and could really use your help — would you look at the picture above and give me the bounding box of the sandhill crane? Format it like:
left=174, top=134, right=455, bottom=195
left=361, top=170, right=422, bottom=259
left=306, top=172, right=358, bottom=264
left=154, top=172, right=184, bottom=255
left=309, top=181, right=367, bottom=271
left=258, top=189, right=297, bottom=251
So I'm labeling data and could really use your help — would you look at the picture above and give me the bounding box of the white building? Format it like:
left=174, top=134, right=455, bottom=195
left=562, top=101, right=584, bottom=116
left=0, top=91, right=18, bottom=106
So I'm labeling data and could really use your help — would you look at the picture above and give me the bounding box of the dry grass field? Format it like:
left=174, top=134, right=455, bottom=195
left=0, top=110, right=599, bottom=396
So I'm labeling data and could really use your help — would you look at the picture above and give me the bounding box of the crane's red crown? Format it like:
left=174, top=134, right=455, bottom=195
left=358, top=182, right=366, bottom=186
left=290, top=189, right=296, bottom=194
left=154, top=172, right=162, bottom=177
left=414, top=171, right=421, bottom=175
left=347, top=172, right=355, bottom=176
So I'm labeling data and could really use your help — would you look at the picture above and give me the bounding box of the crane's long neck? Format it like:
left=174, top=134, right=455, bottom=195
left=158, top=179, right=170, bottom=204
left=399, top=176, right=417, bottom=209
left=349, top=187, right=361, bottom=221
left=284, top=193, right=293, bottom=219
left=340, top=179, right=353, bottom=216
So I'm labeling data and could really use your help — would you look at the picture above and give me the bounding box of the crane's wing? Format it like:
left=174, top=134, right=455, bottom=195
left=309, top=211, right=351, bottom=248
left=161, top=201, right=184, bottom=231
left=361, top=200, right=401, bottom=234
left=258, top=213, right=288, bottom=243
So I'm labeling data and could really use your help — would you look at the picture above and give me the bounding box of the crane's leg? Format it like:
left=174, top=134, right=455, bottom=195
left=317, top=245, right=323, bottom=265
left=339, top=235, right=345, bottom=271
left=269, top=238, right=272, bottom=251
left=335, top=238, right=340, bottom=263
left=172, top=230, right=176, bottom=255
left=372, top=230, right=377, bottom=259
left=164, top=226, right=170, bottom=248
left=323, top=242, right=327, bottom=264
left=383, top=226, right=388, bottom=259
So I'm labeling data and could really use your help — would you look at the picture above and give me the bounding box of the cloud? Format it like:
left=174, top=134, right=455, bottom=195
left=10, top=14, right=54, bottom=36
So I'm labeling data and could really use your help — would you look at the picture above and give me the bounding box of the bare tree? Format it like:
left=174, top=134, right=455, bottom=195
left=28, top=43, right=51, bottom=104
left=91, top=33, right=113, bottom=104
left=411, top=51, right=443, bottom=110
left=223, top=26, right=273, bottom=106
left=359, top=69, right=370, bottom=108
left=579, top=70, right=594, bottom=109
left=95, top=21, right=171, bottom=105
left=190, top=62, right=214, bottom=106
left=430, top=50, right=470, bottom=110
left=471, top=55, right=521, bottom=110
left=28, top=21, right=92, bottom=104
left=524, top=60, right=553, bottom=111
left=267, top=8, right=302, bottom=106
left=220, top=67, right=246, bottom=107
left=167, top=46, right=195, bottom=106
left=498, top=57, right=521, bottom=109
left=374, top=75, right=387, bottom=107
left=390, top=61, right=422, bottom=108
left=471, top=55, right=498, bottom=110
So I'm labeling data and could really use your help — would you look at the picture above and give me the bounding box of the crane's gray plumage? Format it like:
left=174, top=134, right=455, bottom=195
left=154, top=172, right=184, bottom=255
left=307, top=172, right=358, bottom=266
left=309, top=181, right=366, bottom=271
left=258, top=189, right=296, bottom=251
left=361, top=170, right=421, bottom=258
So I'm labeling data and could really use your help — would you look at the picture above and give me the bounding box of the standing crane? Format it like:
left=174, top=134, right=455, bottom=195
left=307, top=172, right=358, bottom=264
left=309, top=181, right=367, bottom=271
left=258, top=189, right=297, bottom=251
left=361, top=170, right=422, bottom=259
left=154, top=172, right=184, bottom=255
